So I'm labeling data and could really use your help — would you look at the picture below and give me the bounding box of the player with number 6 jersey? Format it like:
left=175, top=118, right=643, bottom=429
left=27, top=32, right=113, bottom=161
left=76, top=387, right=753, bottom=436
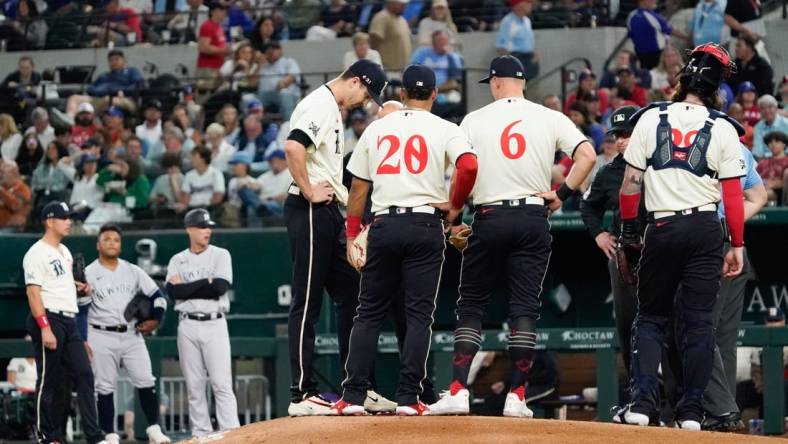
left=430, top=56, right=597, bottom=417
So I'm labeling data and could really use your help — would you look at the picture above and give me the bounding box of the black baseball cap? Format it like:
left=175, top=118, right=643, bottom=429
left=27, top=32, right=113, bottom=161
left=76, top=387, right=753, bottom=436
left=402, top=64, right=436, bottom=91
left=347, top=59, right=387, bottom=106
left=479, top=55, right=526, bottom=84
left=606, top=105, right=639, bottom=135
left=40, top=201, right=76, bottom=220
left=184, top=208, right=215, bottom=228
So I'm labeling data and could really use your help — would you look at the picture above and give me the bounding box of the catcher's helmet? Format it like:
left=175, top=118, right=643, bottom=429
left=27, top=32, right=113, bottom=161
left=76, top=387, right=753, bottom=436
left=679, top=43, right=737, bottom=96
left=184, top=208, right=215, bottom=228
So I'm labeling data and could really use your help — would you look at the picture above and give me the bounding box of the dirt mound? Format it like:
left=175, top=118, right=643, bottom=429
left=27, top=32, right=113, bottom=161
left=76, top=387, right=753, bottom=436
left=179, top=416, right=780, bottom=443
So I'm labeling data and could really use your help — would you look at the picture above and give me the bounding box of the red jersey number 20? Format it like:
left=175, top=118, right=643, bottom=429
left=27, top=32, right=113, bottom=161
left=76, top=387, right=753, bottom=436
left=376, top=134, right=429, bottom=175
left=501, top=120, right=526, bottom=159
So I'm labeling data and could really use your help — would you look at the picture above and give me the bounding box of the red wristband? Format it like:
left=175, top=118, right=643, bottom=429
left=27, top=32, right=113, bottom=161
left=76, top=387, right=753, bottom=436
left=35, top=315, right=50, bottom=329
left=346, top=215, right=362, bottom=238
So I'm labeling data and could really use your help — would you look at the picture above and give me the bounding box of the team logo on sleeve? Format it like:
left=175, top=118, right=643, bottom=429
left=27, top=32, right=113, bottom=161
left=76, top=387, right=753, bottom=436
left=49, top=259, right=65, bottom=277
left=309, top=122, right=319, bottom=137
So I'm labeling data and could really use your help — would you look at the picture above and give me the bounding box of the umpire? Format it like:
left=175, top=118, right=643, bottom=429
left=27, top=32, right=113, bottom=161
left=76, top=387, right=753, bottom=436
left=21, top=202, right=103, bottom=444
left=614, top=43, right=747, bottom=430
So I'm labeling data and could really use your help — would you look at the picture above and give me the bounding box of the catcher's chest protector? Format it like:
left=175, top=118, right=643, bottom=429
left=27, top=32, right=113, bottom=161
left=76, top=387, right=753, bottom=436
left=646, top=102, right=720, bottom=179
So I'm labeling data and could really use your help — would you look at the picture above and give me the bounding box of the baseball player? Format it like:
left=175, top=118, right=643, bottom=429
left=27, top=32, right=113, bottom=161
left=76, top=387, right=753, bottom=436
left=429, top=55, right=597, bottom=417
left=283, top=59, right=391, bottom=416
left=22, top=201, right=104, bottom=444
left=80, top=224, right=170, bottom=444
left=165, top=209, right=239, bottom=437
left=331, top=64, right=478, bottom=416
left=613, top=43, right=747, bottom=430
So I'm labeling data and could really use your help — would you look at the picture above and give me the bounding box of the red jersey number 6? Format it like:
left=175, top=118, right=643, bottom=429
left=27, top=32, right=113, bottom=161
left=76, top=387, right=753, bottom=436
left=376, top=134, right=429, bottom=175
left=501, top=120, right=526, bottom=159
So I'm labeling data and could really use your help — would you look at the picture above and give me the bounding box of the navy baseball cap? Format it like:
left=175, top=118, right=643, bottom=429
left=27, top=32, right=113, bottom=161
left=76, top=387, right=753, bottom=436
left=606, top=105, right=639, bottom=135
left=402, top=64, right=436, bottom=90
left=40, top=201, right=75, bottom=220
left=479, top=55, right=526, bottom=84
left=347, top=59, right=387, bottom=106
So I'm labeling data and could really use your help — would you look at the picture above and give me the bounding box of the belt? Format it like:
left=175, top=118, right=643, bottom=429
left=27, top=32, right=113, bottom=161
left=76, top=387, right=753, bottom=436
left=479, top=196, right=545, bottom=207
left=46, top=310, right=76, bottom=318
left=179, top=312, right=224, bottom=321
left=91, top=324, right=129, bottom=333
left=288, top=184, right=338, bottom=204
left=651, top=203, right=717, bottom=220
left=374, top=205, right=439, bottom=216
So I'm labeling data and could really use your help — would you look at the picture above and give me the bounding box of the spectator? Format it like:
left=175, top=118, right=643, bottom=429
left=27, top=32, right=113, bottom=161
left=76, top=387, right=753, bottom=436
left=599, top=49, right=651, bottom=89
left=219, top=42, right=260, bottom=91
left=196, top=3, right=232, bottom=92
left=648, top=44, right=682, bottom=91
left=613, top=66, right=648, bottom=107
left=730, top=35, right=774, bottom=97
left=0, top=114, right=22, bottom=161
left=0, top=160, right=32, bottom=228
left=205, top=123, right=235, bottom=173
left=178, top=145, right=225, bottom=209
left=168, top=0, right=209, bottom=43
left=14, top=134, right=43, bottom=178
left=149, top=152, right=186, bottom=215
left=283, top=0, right=323, bottom=40
left=146, top=126, right=192, bottom=177
left=542, top=94, right=562, bottom=112
left=1, top=56, right=41, bottom=90
left=135, top=100, right=163, bottom=155
left=724, top=0, right=763, bottom=41
left=11, top=0, right=48, bottom=49
left=69, top=153, right=104, bottom=218
left=344, top=108, right=368, bottom=150
left=96, top=157, right=151, bottom=210
left=31, top=141, right=73, bottom=209
left=563, top=70, right=609, bottom=116
left=416, top=0, right=460, bottom=49
left=756, top=131, right=788, bottom=204
left=691, top=0, right=727, bottom=46
left=369, top=0, right=413, bottom=71
left=250, top=16, right=277, bottom=54
left=87, top=49, right=146, bottom=97
left=306, top=0, right=356, bottom=41
left=103, top=106, right=128, bottom=148
left=70, top=103, right=100, bottom=151
left=752, top=95, right=788, bottom=159
left=568, top=102, right=604, bottom=151
left=410, top=30, right=463, bottom=113
left=496, top=0, right=539, bottom=80
left=256, top=41, right=301, bottom=121
left=626, top=0, right=689, bottom=70
left=727, top=102, right=754, bottom=148
left=736, top=81, right=760, bottom=127
left=343, top=32, right=383, bottom=69
left=234, top=114, right=278, bottom=172
left=24, top=107, right=54, bottom=148
left=218, top=103, right=241, bottom=143
left=91, top=0, right=143, bottom=47
left=236, top=149, right=291, bottom=219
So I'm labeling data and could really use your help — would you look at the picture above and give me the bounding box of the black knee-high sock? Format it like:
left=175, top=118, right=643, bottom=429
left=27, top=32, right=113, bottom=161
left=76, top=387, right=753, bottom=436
left=97, top=393, right=115, bottom=434
left=452, top=319, right=483, bottom=387
left=508, top=317, right=537, bottom=390
left=137, top=386, right=160, bottom=426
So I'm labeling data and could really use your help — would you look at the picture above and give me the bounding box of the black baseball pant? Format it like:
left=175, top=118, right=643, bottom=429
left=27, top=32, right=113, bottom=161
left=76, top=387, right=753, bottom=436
left=629, top=212, right=723, bottom=422
left=342, top=212, right=446, bottom=406
left=27, top=311, right=103, bottom=444
left=285, top=194, right=360, bottom=402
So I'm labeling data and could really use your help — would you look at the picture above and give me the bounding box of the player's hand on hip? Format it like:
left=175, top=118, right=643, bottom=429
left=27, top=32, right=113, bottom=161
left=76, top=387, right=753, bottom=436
left=536, top=190, right=562, bottom=213
left=84, top=342, right=93, bottom=362
left=722, top=246, right=744, bottom=278
left=136, top=320, right=160, bottom=335
left=308, top=181, right=334, bottom=204
left=42, top=328, right=57, bottom=350
left=595, top=232, right=618, bottom=259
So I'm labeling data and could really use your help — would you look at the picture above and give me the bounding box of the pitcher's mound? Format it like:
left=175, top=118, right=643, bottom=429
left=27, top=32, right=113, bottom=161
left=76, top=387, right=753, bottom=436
left=181, top=416, right=779, bottom=443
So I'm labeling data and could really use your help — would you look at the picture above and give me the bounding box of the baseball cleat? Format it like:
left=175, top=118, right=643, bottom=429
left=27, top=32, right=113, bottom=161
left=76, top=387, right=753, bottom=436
left=365, top=390, right=396, bottom=413
left=676, top=419, right=702, bottom=431
left=146, top=424, right=171, bottom=443
left=329, top=399, right=366, bottom=416
left=429, top=383, right=470, bottom=415
left=396, top=401, right=431, bottom=416
left=288, top=394, right=333, bottom=416
left=503, top=388, right=534, bottom=418
left=611, top=404, right=649, bottom=426
left=104, top=433, right=121, bottom=444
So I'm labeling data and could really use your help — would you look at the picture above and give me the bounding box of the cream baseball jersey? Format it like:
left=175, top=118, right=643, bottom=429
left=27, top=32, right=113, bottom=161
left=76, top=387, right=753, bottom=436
left=166, top=245, right=232, bottom=314
left=460, top=97, right=588, bottom=205
left=22, top=240, right=78, bottom=313
left=85, top=259, right=160, bottom=326
left=624, top=103, right=746, bottom=212
left=289, top=85, right=348, bottom=204
left=347, top=109, right=474, bottom=213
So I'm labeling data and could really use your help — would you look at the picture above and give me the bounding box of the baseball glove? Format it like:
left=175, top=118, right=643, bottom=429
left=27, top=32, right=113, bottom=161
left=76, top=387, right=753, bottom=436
left=616, top=220, right=642, bottom=286
left=349, top=225, right=370, bottom=270
left=72, top=253, right=87, bottom=296
left=448, top=225, right=472, bottom=252
left=124, top=292, right=153, bottom=323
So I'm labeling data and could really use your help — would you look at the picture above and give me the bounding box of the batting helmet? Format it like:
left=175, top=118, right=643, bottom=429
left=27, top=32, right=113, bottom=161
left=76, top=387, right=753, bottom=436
left=184, top=208, right=216, bottom=228
left=679, top=43, right=737, bottom=96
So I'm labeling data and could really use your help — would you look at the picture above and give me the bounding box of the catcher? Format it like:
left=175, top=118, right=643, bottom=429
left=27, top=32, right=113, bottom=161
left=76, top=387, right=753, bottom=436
left=79, top=224, right=170, bottom=444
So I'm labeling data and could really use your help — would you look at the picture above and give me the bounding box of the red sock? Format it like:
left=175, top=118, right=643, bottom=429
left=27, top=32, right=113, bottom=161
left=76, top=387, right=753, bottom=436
left=511, top=385, right=526, bottom=401
left=450, top=379, right=465, bottom=395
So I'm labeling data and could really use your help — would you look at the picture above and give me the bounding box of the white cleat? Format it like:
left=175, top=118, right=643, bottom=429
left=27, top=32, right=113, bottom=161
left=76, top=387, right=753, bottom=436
left=364, top=390, right=396, bottom=413
left=104, top=433, right=121, bottom=444
left=503, top=392, right=534, bottom=418
left=676, top=419, right=701, bottom=431
left=429, top=388, right=470, bottom=415
left=146, top=424, right=171, bottom=443
left=288, top=394, right=334, bottom=416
